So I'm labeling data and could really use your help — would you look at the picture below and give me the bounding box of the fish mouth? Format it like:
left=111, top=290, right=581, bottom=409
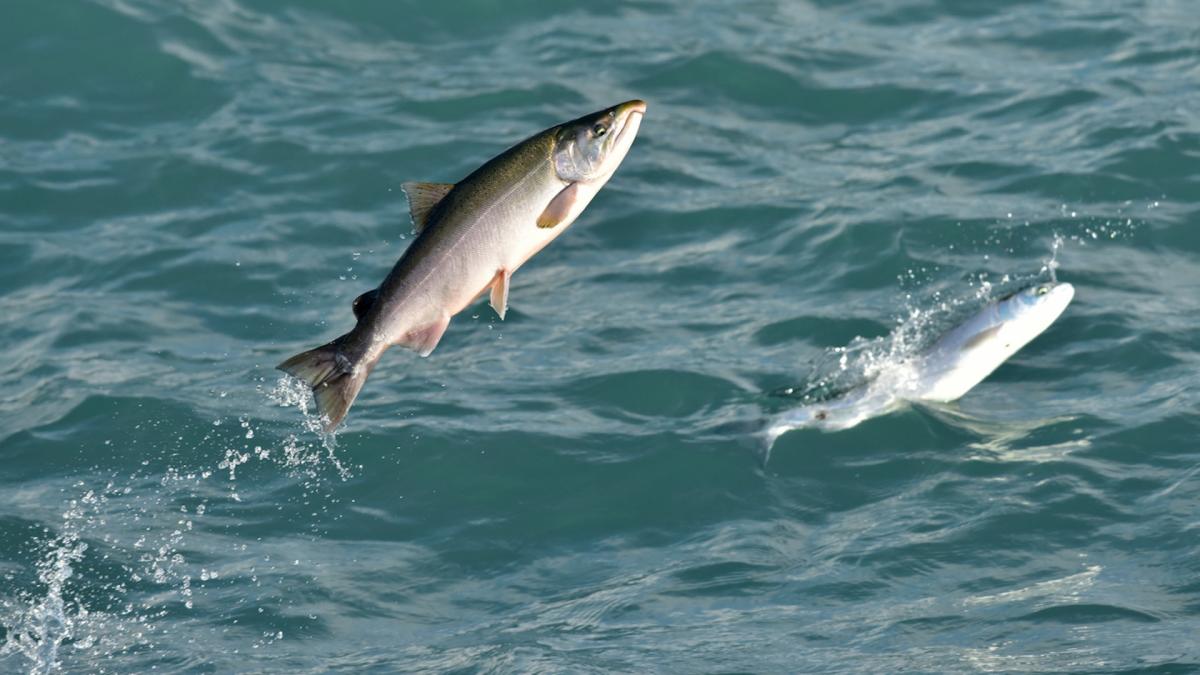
left=1051, top=282, right=1075, bottom=307
left=610, top=99, right=646, bottom=147
left=617, top=99, right=648, bottom=116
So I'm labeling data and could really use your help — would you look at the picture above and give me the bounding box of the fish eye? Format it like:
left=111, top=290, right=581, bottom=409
left=1037, top=285, right=1050, bottom=296
left=592, top=124, right=608, bottom=137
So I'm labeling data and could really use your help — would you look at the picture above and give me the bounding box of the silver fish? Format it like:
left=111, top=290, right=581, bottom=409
left=766, top=281, right=1075, bottom=444
left=280, top=100, right=647, bottom=430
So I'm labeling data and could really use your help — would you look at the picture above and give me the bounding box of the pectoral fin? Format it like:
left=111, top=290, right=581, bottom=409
left=537, top=183, right=578, bottom=229
left=489, top=269, right=510, bottom=320
left=398, top=314, right=451, bottom=357
left=401, top=182, right=455, bottom=232
left=962, top=325, right=1002, bottom=351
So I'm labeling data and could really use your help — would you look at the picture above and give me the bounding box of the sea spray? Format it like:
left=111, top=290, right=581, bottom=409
left=1, top=387, right=356, bottom=672
left=0, top=486, right=142, bottom=674
left=1, top=527, right=86, bottom=674
left=266, top=376, right=353, bottom=480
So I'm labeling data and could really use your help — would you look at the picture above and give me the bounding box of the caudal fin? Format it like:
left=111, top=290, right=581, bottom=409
left=277, top=338, right=378, bottom=432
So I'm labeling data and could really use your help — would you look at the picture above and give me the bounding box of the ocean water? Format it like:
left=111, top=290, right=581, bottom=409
left=2, top=0, right=1199, bottom=672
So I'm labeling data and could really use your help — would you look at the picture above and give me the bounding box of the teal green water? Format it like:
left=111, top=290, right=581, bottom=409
left=3, top=1, right=1200, bottom=672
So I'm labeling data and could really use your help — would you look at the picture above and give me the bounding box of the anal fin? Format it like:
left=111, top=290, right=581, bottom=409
left=397, top=313, right=451, bottom=357
left=489, top=269, right=510, bottom=320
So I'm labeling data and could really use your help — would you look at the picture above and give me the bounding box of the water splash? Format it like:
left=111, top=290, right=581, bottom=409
left=0, top=488, right=137, bottom=674
left=1040, top=233, right=1065, bottom=283
left=776, top=256, right=1066, bottom=414
left=266, top=376, right=352, bottom=480
left=782, top=289, right=974, bottom=408
left=0, top=401, right=357, bottom=673
left=1, top=532, right=86, bottom=674
left=267, top=375, right=326, bottom=435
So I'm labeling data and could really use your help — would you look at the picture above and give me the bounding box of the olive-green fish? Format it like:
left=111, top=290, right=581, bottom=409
left=279, top=100, right=647, bottom=430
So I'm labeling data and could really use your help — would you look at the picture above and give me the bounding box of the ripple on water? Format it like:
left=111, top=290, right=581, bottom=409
left=3, top=0, right=1200, bottom=671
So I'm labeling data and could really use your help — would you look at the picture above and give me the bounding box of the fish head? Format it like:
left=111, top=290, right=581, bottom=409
left=553, top=99, right=646, bottom=183
left=916, top=282, right=1074, bottom=402
left=999, top=282, right=1074, bottom=325
left=990, top=281, right=1075, bottom=353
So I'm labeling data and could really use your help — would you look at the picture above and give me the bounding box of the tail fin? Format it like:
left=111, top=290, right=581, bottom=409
left=277, top=338, right=379, bottom=432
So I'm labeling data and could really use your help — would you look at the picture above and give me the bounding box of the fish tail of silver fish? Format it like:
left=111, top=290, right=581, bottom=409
left=278, top=335, right=380, bottom=432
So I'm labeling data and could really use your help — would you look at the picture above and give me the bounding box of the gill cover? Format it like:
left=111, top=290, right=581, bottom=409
left=553, top=100, right=645, bottom=182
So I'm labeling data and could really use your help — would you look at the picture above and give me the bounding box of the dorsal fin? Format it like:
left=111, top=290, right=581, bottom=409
left=962, top=324, right=1002, bottom=351
left=352, top=288, right=380, bottom=321
left=401, top=182, right=455, bottom=232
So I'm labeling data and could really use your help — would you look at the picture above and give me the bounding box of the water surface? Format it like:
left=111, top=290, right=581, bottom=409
left=2, top=0, right=1199, bottom=672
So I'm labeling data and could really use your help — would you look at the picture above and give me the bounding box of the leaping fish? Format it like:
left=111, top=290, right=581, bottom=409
left=765, top=281, right=1075, bottom=445
left=279, top=100, right=647, bottom=430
